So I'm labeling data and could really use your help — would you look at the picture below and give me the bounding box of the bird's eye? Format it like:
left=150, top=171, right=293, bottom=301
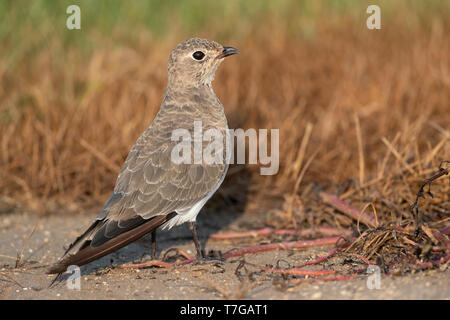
left=192, top=51, right=205, bottom=60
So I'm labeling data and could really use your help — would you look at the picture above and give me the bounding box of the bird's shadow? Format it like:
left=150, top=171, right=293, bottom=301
left=54, top=165, right=251, bottom=279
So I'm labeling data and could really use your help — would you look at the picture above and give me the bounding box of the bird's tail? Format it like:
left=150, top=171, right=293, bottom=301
left=47, top=212, right=176, bottom=275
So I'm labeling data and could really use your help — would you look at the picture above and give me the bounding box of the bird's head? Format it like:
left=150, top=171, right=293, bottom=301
left=167, top=38, right=239, bottom=88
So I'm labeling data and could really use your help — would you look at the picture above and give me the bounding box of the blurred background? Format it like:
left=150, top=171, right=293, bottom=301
left=0, top=0, right=448, bottom=227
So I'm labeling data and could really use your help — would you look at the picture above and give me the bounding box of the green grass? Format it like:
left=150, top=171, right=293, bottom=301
left=0, top=0, right=448, bottom=70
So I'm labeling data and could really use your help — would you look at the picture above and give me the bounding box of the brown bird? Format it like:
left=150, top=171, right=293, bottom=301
left=48, top=38, right=239, bottom=275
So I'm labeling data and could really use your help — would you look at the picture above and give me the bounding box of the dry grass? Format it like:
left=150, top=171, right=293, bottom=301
left=0, top=11, right=449, bottom=238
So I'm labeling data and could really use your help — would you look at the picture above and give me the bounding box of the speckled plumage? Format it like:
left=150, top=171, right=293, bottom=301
left=49, top=38, right=239, bottom=274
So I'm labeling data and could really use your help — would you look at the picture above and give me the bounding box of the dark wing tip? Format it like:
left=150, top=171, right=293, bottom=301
left=47, top=212, right=177, bottom=274
left=47, top=261, right=69, bottom=274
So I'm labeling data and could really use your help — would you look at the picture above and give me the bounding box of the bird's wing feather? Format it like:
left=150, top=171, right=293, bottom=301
left=53, top=100, right=227, bottom=269
left=48, top=212, right=176, bottom=274
left=102, top=102, right=227, bottom=223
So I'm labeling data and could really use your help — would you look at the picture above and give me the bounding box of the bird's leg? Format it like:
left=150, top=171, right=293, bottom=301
left=189, top=221, right=205, bottom=259
left=151, top=230, right=157, bottom=260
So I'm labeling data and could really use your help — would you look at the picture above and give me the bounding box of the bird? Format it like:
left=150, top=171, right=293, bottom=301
left=48, top=38, right=239, bottom=275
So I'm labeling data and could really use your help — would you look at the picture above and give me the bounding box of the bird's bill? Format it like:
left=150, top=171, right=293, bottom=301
left=217, top=46, right=239, bottom=59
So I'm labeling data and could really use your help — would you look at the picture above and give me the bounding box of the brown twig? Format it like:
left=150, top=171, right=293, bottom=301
left=403, top=237, right=448, bottom=252
left=0, top=272, right=25, bottom=289
left=15, top=223, right=38, bottom=268
left=411, top=253, right=450, bottom=270
left=162, top=248, right=195, bottom=261
left=210, top=227, right=273, bottom=239
left=410, top=160, right=449, bottom=234
left=319, top=192, right=376, bottom=228
left=295, top=248, right=340, bottom=268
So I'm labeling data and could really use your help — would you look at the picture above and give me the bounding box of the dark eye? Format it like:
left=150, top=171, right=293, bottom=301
left=192, top=51, right=205, bottom=60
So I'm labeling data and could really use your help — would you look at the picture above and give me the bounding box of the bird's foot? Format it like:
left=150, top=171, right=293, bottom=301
left=192, top=249, right=225, bottom=265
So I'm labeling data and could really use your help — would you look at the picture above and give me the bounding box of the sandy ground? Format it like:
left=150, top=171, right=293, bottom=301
left=0, top=211, right=449, bottom=300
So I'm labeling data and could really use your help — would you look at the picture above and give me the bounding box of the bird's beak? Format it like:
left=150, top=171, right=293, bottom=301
left=217, top=46, right=239, bottom=59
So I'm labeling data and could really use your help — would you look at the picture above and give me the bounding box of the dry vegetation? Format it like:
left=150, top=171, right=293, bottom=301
left=0, top=3, right=449, bottom=277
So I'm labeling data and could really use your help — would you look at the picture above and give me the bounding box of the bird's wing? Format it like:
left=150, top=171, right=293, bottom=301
left=96, top=105, right=227, bottom=235
left=48, top=103, right=227, bottom=273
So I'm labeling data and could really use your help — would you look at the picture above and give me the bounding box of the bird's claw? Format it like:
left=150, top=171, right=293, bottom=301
left=192, top=249, right=224, bottom=265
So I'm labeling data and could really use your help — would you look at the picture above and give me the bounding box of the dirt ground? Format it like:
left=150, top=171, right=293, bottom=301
left=0, top=211, right=448, bottom=300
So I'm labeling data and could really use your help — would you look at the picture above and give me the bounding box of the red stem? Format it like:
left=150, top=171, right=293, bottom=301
left=319, top=192, right=376, bottom=228
left=347, top=253, right=371, bottom=266
left=210, top=227, right=352, bottom=240
left=295, top=247, right=340, bottom=268
left=223, top=237, right=340, bottom=259
left=120, top=260, right=176, bottom=269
